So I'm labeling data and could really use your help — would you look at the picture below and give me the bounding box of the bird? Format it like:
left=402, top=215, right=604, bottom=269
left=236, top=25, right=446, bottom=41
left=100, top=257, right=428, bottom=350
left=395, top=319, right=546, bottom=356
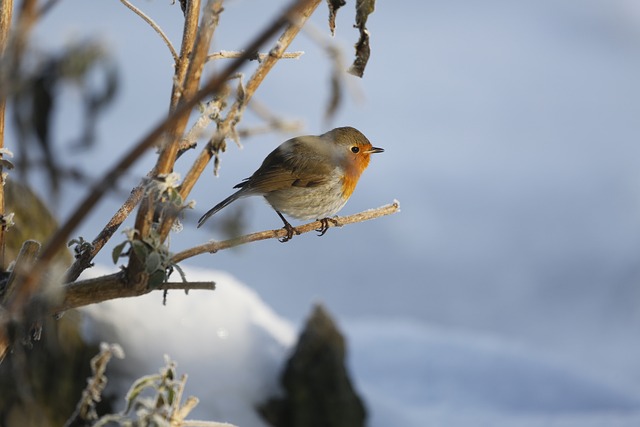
left=197, top=126, right=383, bottom=242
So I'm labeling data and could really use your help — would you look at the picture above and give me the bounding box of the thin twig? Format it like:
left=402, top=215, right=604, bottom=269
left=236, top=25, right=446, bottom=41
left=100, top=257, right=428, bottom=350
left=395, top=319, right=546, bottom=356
left=172, top=201, right=400, bottom=263
left=119, top=0, right=179, bottom=63
left=207, top=50, right=304, bottom=61
left=64, top=177, right=144, bottom=283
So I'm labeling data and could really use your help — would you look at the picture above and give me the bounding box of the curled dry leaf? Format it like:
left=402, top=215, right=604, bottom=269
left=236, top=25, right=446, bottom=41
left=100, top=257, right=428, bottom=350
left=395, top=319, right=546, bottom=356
left=348, top=0, right=376, bottom=77
left=327, top=0, right=346, bottom=36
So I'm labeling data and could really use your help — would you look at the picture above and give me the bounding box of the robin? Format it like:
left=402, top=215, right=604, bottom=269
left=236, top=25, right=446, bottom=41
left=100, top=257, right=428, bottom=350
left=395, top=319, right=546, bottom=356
left=197, top=126, right=383, bottom=242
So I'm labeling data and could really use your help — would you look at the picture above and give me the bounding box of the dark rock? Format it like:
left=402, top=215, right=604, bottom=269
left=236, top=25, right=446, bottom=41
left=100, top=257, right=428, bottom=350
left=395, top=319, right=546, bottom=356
left=259, top=304, right=367, bottom=427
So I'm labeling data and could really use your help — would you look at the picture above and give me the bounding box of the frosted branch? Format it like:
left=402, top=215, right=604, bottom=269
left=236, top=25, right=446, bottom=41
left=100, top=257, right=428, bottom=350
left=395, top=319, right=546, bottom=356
left=207, top=50, right=304, bottom=61
left=172, top=201, right=400, bottom=263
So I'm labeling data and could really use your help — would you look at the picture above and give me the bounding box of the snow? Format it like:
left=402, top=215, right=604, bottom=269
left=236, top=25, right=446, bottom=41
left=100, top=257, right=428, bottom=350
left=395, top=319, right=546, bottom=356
left=81, top=265, right=640, bottom=426
left=81, top=266, right=295, bottom=427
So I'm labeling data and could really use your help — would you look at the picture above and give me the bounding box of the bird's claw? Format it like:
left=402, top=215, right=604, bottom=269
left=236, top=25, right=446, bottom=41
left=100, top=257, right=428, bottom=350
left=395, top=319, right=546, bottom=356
left=316, top=217, right=339, bottom=237
left=279, top=222, right=300, bottom=243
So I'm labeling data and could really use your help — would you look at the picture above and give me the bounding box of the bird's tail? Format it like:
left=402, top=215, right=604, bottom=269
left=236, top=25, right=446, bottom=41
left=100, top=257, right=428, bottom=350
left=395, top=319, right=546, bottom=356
left=197, top=190, right=243, bottom=228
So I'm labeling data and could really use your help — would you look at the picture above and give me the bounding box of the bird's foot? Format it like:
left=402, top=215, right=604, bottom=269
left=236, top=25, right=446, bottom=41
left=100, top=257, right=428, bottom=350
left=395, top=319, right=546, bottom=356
left=276, top=211, right=300, bottom=243
left=279, top=222, right=300, bottom=243
left=316, top=217, right=339, bottom=237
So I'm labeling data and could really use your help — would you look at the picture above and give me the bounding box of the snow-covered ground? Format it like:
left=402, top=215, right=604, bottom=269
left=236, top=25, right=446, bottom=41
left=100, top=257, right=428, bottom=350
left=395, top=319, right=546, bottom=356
left=17, top=0, right=640, bottom=425
left=82, top=265, right=640, bottom=427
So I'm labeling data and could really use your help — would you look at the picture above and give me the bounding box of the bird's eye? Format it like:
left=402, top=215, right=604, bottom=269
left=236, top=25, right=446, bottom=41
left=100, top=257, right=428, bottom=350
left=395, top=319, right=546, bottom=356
left=351, top=146, right=360, bottom=154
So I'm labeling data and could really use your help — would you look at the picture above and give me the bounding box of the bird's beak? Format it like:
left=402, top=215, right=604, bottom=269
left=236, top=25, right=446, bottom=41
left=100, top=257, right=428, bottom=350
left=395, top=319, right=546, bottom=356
left=366, top=146, right=384, bottom=154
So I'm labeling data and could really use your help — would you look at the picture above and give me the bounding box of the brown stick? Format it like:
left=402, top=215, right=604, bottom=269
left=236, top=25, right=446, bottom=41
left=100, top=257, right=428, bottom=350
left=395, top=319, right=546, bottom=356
left=55, top=272, right=215, bottom=312
left=0, top=0, right=12, bottom=270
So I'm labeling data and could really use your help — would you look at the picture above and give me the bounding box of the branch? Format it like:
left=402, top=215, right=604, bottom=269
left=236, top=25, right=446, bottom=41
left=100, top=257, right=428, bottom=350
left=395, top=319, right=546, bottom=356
left=171, top=0, right=322, bottom=233
left=168, top=0, right=202, bottom=112
left=0, top=0, right=13, bottom=270
left=55, top=272, right=215, bottom=313
left=119, top=0, right=179, bottom=63
left=64, top=184, right=145, bottom=282
left=47, top=0, right=317, bottom=284
left=207, top=50, right=304, bottom=61
left=171, top=201, right=400, bottom=263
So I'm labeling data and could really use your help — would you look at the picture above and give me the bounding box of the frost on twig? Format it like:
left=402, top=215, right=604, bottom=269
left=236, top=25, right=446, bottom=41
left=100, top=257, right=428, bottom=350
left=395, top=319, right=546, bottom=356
left=66, top=351, right=237, bottom=427
left=63, top=342, right=125, bottom=427
left=207, top=50, right=304, bottom=62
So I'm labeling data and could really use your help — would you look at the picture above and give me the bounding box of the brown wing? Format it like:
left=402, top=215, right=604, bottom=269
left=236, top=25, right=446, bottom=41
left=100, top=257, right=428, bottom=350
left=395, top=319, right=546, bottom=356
left=237, top=137, right=333, bottom=193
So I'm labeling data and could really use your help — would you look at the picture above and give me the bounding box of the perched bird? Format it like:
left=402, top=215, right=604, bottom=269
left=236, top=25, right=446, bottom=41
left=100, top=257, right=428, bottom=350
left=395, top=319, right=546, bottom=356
left=197, top=126, right=383, bottom=241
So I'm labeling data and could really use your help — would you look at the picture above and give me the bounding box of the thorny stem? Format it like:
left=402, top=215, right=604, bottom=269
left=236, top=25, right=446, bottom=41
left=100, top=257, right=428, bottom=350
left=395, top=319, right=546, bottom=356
left=172, top=201, right=400, bottom=263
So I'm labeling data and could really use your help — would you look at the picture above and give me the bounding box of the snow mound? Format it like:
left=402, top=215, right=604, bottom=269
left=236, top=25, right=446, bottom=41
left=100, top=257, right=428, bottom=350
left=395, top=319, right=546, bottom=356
left=80, top=265, right=295, bottom=427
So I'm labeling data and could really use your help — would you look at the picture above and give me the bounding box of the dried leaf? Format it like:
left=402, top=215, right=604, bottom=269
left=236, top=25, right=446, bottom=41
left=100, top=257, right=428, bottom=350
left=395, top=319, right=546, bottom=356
left=347, top=30, right=370, bottom=77
left=355, top=0, right=375, bottom=28
left=327, top=0, right=346, bottom=36
left=179, top=0, right=189, bottom=16
left=348, top=0, right=376, bottom=77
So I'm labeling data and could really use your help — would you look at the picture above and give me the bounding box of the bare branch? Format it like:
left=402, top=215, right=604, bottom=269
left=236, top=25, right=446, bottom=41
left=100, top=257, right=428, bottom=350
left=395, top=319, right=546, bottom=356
left=169, top=0, right=202, bottom=112
left=54, top=272, right=215, bottom=313
left=155, top=0, right=223, bottom=178
left=175, top=0, right=323, bottom=217
left=172, top=201, right=400, bottom=263
left=64, top=184, right=145, bottom=282
left=119, top=0, right=179, bottom=63
left=40, top=0, right=317, bottom=285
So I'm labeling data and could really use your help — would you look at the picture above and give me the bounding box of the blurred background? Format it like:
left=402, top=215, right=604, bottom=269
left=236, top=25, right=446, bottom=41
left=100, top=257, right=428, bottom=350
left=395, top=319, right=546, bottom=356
left=11, top=0, right=640, bottom=418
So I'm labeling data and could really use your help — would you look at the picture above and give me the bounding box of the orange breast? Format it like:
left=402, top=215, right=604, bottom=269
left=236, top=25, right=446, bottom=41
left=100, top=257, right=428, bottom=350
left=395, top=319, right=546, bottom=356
left=340, top=152, right=371, bottom=199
